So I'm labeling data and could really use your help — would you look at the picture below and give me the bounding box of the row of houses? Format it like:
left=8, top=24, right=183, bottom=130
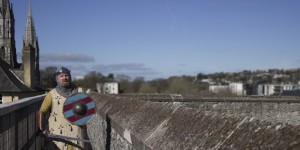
left=257, top=84, right=300, bottom=96
left=92, top=81, right=300, bottom=96
left=209, top=82, right=300, bottom=96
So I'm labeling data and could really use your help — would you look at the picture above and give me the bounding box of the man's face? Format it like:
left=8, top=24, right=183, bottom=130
left=57, top=73, right=70, bottom=87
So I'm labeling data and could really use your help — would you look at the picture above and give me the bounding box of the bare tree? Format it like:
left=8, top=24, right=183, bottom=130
left=132, top=77, right=144, bottom=93
left=40, top=66, right=57, bottom=88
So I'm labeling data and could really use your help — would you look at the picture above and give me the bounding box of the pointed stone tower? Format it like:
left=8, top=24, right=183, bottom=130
left=0, top=0, right=17, bottom=68
left=23, top=0, right=40, bottom=86
left=0, top=0, right=44, bottom=102
left=23, top=45, right=35, bottom=87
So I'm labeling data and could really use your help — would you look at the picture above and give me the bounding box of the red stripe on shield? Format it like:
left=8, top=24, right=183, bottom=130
left=67, top=108, right=96, bottom=122
left=63, top=97, right=93, bottom=112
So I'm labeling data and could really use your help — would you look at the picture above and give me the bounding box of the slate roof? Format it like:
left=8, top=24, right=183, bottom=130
left=0, top=59, right=34, bottom=92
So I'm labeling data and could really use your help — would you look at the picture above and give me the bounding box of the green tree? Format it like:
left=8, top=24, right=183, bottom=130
left=131, top=77, right=144, bottom=93
left=197, top=73, right=208, bottom=80
left=149, top=78, right=169, bottom=93
left=115, top=74, right=131, bottom=93
left=139, top=82, right=156, bottom=93
left=83, top=71, right=105, bottom=89
left=107, top=73, right=114, bottom=81
left=164, top=77, right=197, bottom=94
left=40, top=66, right=57, bottom=88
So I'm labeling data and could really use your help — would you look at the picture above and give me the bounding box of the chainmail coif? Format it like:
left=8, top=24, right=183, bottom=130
left=55, top=83, right=78, bottom=98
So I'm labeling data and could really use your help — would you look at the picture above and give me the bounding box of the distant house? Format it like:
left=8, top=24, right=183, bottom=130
left=256, top=84, right=300, bottom=96
left=209, top=83, right=245, bottom=96
left=229, top=83, right=244, bottom=96
left=209, top=85, right=229, bottom=94
left=0, top=1, right=44, bottom=103
left=97, top=82, right=119, bottom=94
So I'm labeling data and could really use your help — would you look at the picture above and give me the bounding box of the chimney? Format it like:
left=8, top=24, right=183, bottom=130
left=23, top=45, right=35, bottom=87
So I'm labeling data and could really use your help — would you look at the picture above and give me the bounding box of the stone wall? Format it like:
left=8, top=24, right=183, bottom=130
left=183, top=101, right=300, bottom=126
left=87, top=93, right=300, bottom=150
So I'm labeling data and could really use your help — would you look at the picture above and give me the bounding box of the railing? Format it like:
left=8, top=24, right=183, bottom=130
left=0, top=94, right=45, bottom=150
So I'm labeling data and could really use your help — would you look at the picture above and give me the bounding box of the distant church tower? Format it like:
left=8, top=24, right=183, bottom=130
left=0, top=0, right=44, bottom=102
left=23, top=0, right=40, bottom=86
left=0, top=0, right=18, bottom=68
left=0, top=0, right=40, bottom=87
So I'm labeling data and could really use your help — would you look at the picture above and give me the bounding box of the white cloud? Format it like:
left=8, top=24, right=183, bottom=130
left=40, top=52, right=95, bottom=62
left=92, top=63, right=161, bottom=79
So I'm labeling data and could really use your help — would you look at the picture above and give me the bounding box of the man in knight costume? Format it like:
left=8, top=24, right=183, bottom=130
left=37, top=67, right=88, bottom=150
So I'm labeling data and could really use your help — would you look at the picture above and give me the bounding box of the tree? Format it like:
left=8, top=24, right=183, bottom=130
left=131, top=77, right=144, bottom=93
left=83, top=71, right=105, bottom=89
left=115, top=74, right=131, bottom=82
left=164, top=77, right=197, bottom=94
left=197, top=73, right=208, bottom=80
left=139, top=82, right=156, bottom=93
left=115, top=74, right=131, bottom=93
left=149, top=78, right=169, bottom=93
left=107, top=73, right=114, bottom=81
left=40, top=66, right=57, bottom=88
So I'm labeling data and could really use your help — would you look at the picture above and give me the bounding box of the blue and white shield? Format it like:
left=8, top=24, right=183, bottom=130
left=63, top=93, right=96, bottom=126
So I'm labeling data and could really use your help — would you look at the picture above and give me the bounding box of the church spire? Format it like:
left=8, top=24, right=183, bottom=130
left=22, top=0, right=40, bottom=85
left=23, top=0, right=36, bottom=47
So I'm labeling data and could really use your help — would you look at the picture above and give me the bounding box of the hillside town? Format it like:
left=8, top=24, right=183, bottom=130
left=203, top=69, right=300, bottom=96
left=71, top=68, right=300, bottom=96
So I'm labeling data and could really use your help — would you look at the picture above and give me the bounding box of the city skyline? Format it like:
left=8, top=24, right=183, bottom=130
left=11, top=0, right=300, bottom=80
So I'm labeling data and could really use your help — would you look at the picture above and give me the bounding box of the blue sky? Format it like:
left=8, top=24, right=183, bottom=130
left=10, top=0, right=300, bottom=80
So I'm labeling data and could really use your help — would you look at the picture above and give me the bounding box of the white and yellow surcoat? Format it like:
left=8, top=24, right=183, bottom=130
left=40, top=89, right=86, bottom=150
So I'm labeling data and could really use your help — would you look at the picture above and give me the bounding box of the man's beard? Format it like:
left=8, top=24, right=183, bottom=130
left=61, top=80, right=70, bottom=87
left=55, top=80, right=77, bottom=98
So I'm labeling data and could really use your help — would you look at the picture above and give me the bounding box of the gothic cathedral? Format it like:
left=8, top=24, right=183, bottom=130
left=0, top=0, right=44, bottom=103
left=0, top=0, right=40, bottom=87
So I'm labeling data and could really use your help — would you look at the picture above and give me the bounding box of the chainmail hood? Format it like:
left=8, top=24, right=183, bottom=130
left=54, top=67, right=77, bottom=98
left=55, top=84, right=78, bottom=98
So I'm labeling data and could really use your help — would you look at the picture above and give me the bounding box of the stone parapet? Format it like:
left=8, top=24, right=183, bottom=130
left=88, top=93, right=300, bottom=150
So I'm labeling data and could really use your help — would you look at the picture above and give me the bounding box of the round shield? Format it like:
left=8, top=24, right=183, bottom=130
left=63, top=93, right=96, bottom=126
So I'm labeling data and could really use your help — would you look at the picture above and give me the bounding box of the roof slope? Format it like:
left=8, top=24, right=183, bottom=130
left=0, top=59, right=33, bottom=92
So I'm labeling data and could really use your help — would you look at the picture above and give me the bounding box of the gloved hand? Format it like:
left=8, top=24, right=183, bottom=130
left=37, top=129, right=49, bottom=137
left=36, top=111, right=48, bottom=137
